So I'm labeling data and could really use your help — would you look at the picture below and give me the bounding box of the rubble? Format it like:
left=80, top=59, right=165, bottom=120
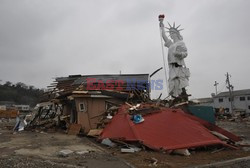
left=144, top=157, right=158, bottom=167
left=76, top=150, right=90, bottom=155
left=12, top=74, right=247, bottom=160
left=87, top=129, right=103, bottom=137
left=121, top=146, right=141, bottom=153
left=215, top=107, right=250, bottom=122
left=100, top=103, right=241, bottom=153
left=13, top=116, right=27, bottom=132
left=172, top=149, right=191, bottom=156
left=101, top=138, right=116, bottom=148
left=0, top=109, right=18, bottom=118
left=58, top=149, right=74, bottom=157
left=67, top=124, right=81, bottom=135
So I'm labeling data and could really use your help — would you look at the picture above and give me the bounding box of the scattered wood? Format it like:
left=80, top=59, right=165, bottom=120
left=121, top=148, right=136, bottom=153
left=211, top=148, right=225, bottom=154
left=0, top=110, right=18, bottom=118
left=125, top=102, right=133, bottom=108
left=87, top=129, right=103, bottom=137
left=238, top=144, right=250, bottom=147
left=145, top=157, right=158, bottom=166
left=210, top=131, right=229, bottom=141
left=172, top=101, right=188, bottom=108
left=67, top=124, right=81, bottom=135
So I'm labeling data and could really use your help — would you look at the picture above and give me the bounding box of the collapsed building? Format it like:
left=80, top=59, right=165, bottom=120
left=26, top=73, right=243, bottom=155
left=35, top=74, right=150, bottom=133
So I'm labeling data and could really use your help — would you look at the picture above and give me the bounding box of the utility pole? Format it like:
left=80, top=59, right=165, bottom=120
left=214, top=81, right=219, bottom=95
left=225, top=72, right=234, bottom=114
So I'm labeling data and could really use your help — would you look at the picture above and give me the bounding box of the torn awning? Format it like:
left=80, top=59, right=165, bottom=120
left=100, top=105, right=239, bottom=150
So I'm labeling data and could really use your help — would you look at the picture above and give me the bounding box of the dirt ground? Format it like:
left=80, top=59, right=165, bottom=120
left=0, top=119, right=132, bottom=168
left=0, top=119, right=250, bottom=168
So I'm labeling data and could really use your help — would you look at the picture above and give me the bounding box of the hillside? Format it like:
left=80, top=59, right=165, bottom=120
left=0, top=81, right=44, bottom=107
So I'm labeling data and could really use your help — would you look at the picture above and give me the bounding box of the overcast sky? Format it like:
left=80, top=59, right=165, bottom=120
left=0, top=0, right=250, bottom=99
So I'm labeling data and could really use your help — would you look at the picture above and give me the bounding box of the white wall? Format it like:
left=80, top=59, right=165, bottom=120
left=213, top=95, right=250, bottom=113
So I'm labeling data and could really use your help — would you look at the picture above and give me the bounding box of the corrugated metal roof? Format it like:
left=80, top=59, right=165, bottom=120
left=215, top=89, right=250, bottom=97
left=100, top=105, right=238, bottom=151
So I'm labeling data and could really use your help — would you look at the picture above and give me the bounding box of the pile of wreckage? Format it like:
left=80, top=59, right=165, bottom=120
left=97, top=103, right=243, bottom=155
left=0, top=108, right=18, bottom=119
left=16, top=74, right=246, bottom=155
left=215, top=108, right=250, bottom=122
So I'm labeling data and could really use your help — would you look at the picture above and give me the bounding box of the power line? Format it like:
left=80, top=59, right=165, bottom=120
left=217, top=82, right=226, bottom=94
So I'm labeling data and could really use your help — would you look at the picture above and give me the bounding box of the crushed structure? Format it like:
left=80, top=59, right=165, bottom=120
left=100, top=103, right=240, bottom=152
left=23, top=73, right=244, bottom=155
left=30, top=74, right=150, bottom=134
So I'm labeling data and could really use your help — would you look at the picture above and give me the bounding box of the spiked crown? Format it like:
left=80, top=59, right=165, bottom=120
left=166, top=22, right=183, bottom=34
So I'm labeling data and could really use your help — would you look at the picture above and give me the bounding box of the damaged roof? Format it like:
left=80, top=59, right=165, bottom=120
left=42, top=74, right=150, bottom=102
left=72, top=74, right=149, bottom=85
left=100, top=105, right=239, bottom=151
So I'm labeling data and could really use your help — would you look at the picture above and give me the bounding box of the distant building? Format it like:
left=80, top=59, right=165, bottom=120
left=212, top=89, right=250, bottom=113
left=13, top=105, right=30, bottom=112
left=191, top=97, right=213, bottom=106
left=0, top=101, right=15, bottom=108
left=0, top=105, right=6, bottom=111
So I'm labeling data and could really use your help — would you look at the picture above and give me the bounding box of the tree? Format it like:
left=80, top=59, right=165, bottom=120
left=0, top=81, right=44, bottom=107
left=4, top=81, right=12, bottom=87
left=15, top=82, right=28, bottom=89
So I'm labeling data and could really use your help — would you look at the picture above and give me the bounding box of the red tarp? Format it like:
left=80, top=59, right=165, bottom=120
left=100, top=105, right=239, bottom=150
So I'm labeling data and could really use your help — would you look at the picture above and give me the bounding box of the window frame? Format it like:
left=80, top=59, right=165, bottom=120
left=239, top=97, right=246, bottom=101
left=79, top=102, right=87, bottom=112
left=218, top=98, right=223, bottom=103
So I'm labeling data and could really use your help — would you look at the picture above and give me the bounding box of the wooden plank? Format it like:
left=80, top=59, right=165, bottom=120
left=67, top=124, right=82, bottom=135
left=87, top=129, right=103, bottom=136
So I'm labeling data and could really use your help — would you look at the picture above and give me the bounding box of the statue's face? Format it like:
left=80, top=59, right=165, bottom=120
left=170, top=31, right=177, bottom=40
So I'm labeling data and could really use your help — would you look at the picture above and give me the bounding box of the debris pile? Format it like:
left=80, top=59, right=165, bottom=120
left=26, top=102, right=70, bottom=133
left=215, top=107, right=250, bottom=122
left=11, top=74, right=247, bottom=156
left=97, top=103, right=241, bottom=155
left=0, top=109, right=18, bottom=118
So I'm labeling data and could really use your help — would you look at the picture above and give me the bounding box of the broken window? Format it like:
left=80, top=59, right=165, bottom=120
left=218, top=98, right=223, bottom=103
left=240, top=97, right=245, bottom=101
left=79, top=102, right=87, bottom=112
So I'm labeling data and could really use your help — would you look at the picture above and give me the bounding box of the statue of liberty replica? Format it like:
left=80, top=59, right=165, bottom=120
left=158, top=14, right=190, bottom=102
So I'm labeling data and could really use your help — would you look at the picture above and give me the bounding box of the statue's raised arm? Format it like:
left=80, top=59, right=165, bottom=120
left=158, top=15, right=173, bottom=48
